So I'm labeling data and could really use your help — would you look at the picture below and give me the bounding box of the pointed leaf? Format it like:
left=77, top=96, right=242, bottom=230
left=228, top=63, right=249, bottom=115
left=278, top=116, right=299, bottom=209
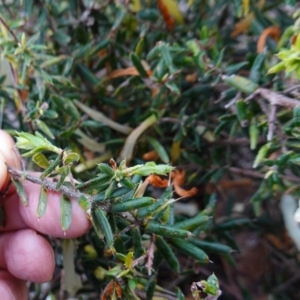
left=37, top=186, right=48, bottom=218
left=32, top=153, right=50, bottom=169
left=11, top=177, right=28, bottom=206
left=155, top=236, right=180, bottom=273
left=60, top=195, right=72, bottom=232
left=170, top=238, right=209, bottom=263
left=91, top=206, right=114, bottom=249
left=147, top=137, right=170, bottom=163
left=56, top=166, right=70, bottom=189
left=64, top=153, right=80, bottom=165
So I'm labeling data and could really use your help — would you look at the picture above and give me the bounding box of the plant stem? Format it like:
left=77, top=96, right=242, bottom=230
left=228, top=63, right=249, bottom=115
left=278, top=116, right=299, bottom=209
left=6, top=165, right=137, bottom=223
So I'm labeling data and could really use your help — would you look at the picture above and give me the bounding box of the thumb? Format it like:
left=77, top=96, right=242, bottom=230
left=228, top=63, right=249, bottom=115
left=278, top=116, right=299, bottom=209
left=0, top=131, right=20, bottom=192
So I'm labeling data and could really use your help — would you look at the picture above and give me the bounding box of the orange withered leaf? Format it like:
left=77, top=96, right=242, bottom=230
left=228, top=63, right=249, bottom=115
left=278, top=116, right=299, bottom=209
left=171, top=169, right=185, bottom=185
left=174, top=185, right=198, bottom=197
left=101, top=281, right=122, bottom=300
left=257, top=26, right=280, bottom=53
left=146, top=174, right=168, bottom=188
left=157, top=0, right=175, bottom=31
left=143, top=150, right=159, bottom=161
left=171, top=169, right=198, bottom=198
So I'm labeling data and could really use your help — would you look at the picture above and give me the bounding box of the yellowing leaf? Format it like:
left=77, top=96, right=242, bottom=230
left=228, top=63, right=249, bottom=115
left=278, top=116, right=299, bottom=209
left=108, top=66, right=152, bottom=79
left=120, top=114, right=158, bottom=161
left=231, top=0, right=266, bottom=37
left=158, top=0, right=184, bottom=25
left=231, top=13, right=254, bottom=37
left=130, top=0, right=141, bottom=12
left=125, top=251, right=134, bottom=269
left=242, top=0, right=250, bottom=16
left=171, top=140, right=181, bottom=163
left=257, top=26, right=280, bottom=53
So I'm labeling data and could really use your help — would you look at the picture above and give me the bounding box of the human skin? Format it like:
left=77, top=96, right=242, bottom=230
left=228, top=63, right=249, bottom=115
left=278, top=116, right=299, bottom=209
left=0, top=130, right=91, bottom=299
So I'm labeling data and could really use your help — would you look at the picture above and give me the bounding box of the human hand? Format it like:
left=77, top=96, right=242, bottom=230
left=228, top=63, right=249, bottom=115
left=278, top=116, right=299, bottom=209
left=0, top=130, right=91, bottom=299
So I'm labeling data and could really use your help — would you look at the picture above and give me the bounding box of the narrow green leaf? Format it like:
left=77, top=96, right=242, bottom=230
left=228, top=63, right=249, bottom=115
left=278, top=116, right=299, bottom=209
left=91, top=206, right=114, bottom=249
left=11, top=177, right=28, bottom=206
left=145, top=222, right=193, bottom=239
left=76, top=63, right=100, bottom=86
left=37, top=186, right=48, bottom=218
left=40, top=153, right=62, bottom=179
left=155, top=236, right=180, bottom=273
left=135, top=37, right=144, bottom=57
left=35, top=119, right=54, bottom=139
left=94, top=186, right=131, bottom=202
left=146, top=277, right=156, bottom=299
left=120, top=177, right=135, bottom=189
left=53, top=30, right=71, bottom=46
left=216, top=218, right=252, bottom=230
left=76, top=173, right=111, bottom=190
left=222, top=75, right=258, bottom=94
left=190, top=239, right=233, bottom=254
left=235, top=99, right=248, bottom=123
left=249, top=120, right=259, bottom=150
left=56, top=166, right=70, bottom=189
left=253, top=143, right=270, bottom=168
left=137, top=9, right=159, bottom=21
left=60, top=195, right=72, bottom=232
left=131, top=227, right=144, bottom=258
left=51, top=95, right=81, bottom=120
left=137, top=198, right=167, bottom=219
left=249, top=52, right=267, bottom=83
left=98, top=163, right=114, bottom=176
left=161, top=43, right=176, bottom=73
left=147, top=137, right=170, bottom=163
left=88, top=39, right=110, bottom=57
left=105, top=180, right=117, bottom=199
left=40, top=55, right=68, bottom=68
left=130, top=52, right=148, bottom=78
left=170, top=238, right=209, bottom=263
left=174, top=214, right=210, bottom=231
left=112, top=8, right=126, bottom=30
left=176, top=288, right=185, bottom=300
left=111, top=197, right=155, bottom=213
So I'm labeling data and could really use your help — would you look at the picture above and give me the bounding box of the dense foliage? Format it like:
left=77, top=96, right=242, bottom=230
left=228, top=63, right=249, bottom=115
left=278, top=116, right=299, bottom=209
left=1, top=0, right=300, bottom=299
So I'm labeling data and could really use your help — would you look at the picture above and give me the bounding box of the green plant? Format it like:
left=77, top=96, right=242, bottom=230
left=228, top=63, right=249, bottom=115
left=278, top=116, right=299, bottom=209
left=2, top=0, right=300, bottom=299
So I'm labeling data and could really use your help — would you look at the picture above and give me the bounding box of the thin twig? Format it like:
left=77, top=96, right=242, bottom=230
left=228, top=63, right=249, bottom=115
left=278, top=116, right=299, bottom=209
left=132, top=254, right=147, bottom=267
left=7, top=165, right=137, bottom=223
left=224, top=91, right=241, bottom=109
left=267, top=104, right=277, bottom=141
left=283, top=84, right=300, bottom=94
left=228, top=167, right=300, bottom=183
left=0, top=15, right=18, bottom=42
left=7, top=165, right=92, bottom=201
left=245, top=88, right=300, bottom=108
left=146, top=234, right=156, bottom=276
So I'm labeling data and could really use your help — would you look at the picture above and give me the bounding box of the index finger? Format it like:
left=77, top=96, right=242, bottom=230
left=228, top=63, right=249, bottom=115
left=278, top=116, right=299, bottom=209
left=0, top=131, right=20, bottom=192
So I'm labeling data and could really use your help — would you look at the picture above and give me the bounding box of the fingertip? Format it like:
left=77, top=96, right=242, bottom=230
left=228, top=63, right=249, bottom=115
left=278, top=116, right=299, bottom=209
left=20, top=181, right=91, bottom=238
left=4, top=229, right=55, bottom=283
left=0, top=151, right=9, bottom=191
left=0, top=131, right=20, bottom=169
left=0, top=130, right=20, bottom=193
left=0, top=271, right=27, bottom=300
